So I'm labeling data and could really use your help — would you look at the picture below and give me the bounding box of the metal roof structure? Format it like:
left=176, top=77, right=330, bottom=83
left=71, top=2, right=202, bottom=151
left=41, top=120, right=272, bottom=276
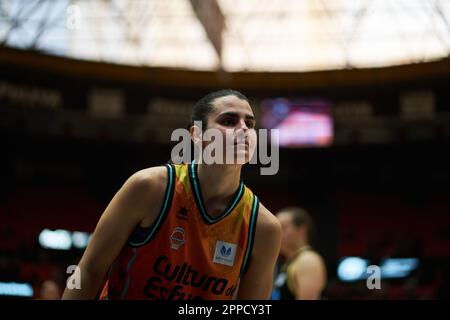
left=1, top=0, right=449, bottom=71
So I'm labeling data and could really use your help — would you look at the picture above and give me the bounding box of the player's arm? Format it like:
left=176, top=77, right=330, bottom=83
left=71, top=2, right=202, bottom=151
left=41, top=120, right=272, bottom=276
left=293, top=251, right=327, bottom=300
left=61, top=166, right=167, bottom=299
left=236, top=203, right=281, bottom=299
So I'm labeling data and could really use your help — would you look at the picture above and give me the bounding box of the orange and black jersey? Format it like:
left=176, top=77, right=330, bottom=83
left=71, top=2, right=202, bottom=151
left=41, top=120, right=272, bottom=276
left=100, top=161, right=259, bottom=300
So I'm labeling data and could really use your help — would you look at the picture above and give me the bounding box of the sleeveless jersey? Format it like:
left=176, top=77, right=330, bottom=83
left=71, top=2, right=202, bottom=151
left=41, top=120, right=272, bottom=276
left=271, top=246, right=312, bottom=300
left=99, top=161, right=259, bottom=300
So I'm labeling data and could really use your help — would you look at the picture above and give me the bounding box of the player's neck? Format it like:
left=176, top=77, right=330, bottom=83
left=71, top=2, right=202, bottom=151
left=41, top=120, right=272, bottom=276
left=197, top=163, right=242, bottom=208
left=286, top=241, right=308, bottom=260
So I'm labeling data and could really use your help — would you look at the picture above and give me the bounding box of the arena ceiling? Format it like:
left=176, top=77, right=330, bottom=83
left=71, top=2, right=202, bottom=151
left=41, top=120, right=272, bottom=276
left=1, top=0, right=450, bottom=72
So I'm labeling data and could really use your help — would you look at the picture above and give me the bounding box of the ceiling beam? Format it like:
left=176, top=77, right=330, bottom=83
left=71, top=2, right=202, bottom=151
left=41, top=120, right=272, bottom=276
left=189, top=0, right=225, bottom=67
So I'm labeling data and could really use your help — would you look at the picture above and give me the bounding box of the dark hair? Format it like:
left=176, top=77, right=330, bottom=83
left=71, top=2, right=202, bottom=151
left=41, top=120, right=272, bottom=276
left=190, top=89, right=248, bottom=129
left=281, top=207, right=315, bottom=245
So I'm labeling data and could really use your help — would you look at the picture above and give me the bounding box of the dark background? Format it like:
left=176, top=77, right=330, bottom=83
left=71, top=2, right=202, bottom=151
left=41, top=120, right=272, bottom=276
left=1, top=46, right=449, bottom=299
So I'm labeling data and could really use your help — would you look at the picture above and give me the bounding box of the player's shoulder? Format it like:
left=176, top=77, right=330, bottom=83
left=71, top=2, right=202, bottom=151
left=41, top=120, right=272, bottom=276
left=250, top=201, right=281, bottom=263
left=123, top=165, right=169, bottom=200
left=255, top=202, right=282, bottom=241
left=297, top=249, right=325, bottom=268
left=118, top=165, right=171, bottom=224
left=129, top=165, right=168, bottom=184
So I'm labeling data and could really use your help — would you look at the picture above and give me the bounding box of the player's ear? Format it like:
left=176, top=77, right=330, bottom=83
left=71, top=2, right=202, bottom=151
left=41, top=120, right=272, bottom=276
left=190, top=124, right=202, bottom=145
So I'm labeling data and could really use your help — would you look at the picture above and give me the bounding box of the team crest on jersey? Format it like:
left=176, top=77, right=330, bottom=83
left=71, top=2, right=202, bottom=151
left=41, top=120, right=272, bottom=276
left=170, top=227, right=186, bottom=250
left=213, top=240, right=237, bottom=266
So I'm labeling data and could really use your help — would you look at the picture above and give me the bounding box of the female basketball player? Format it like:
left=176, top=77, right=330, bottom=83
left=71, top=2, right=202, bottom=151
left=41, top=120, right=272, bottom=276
left=272, top=207, right=326, bottom=300
left=62, top=89, right=281, bottom=300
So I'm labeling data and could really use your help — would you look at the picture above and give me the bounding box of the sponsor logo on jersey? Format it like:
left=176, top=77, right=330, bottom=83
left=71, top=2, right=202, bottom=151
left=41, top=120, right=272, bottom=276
left=213, top=240, right=237, bottom=267
left=143, top=255, right=236, bottom=300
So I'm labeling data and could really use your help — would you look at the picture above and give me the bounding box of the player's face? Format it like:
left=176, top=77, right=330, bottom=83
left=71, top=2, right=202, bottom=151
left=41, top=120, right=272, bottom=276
left=277, top=212, right=298, bottom=254
left=204, top=95, right=257, bottom=164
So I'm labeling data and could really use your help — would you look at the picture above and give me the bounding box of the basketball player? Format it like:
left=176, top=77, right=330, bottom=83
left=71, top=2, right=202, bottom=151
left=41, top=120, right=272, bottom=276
left=62, top=89, right=281, bottom=300
left=272, top=207, right=326, bottom=300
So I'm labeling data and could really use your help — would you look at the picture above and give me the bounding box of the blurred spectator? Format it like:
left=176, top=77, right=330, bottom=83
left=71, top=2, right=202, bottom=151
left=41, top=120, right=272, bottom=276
left=38, top=280, right=61, bottom=300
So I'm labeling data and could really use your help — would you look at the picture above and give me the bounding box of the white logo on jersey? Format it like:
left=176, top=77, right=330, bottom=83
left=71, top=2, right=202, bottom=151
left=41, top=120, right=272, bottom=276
left=213, top=240, right=237, bottom=266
